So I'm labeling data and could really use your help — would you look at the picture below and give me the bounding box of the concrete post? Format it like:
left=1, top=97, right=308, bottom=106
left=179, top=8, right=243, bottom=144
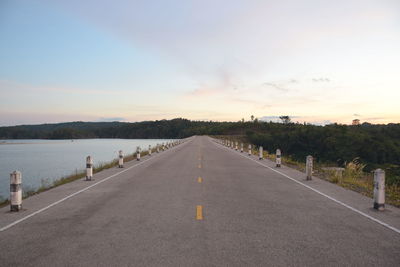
left=276, top=149, right=281, bottom=167
left=241, top=143, right=243, bottom=153
left=259, top=146, right=263, bottom=160
left=86, top=156, right=93, bottom=181
left=148, top=145, right=152, bottom=156
left=248, top=144, right=252, bottom=156
left=235, top=141, right=238, bottom=151
left=118, top=150, right=124, bottom=168
left=156, top=144, right=160, bottom=153
left=10, top=171, right=22, bottom=212
left=306, top=155, right=313, bottom=180
left=373, top=169, right=385, bottom=211
left=162, top=143, right=165, bottom=151
left=136, top=147, right=141, bottom=161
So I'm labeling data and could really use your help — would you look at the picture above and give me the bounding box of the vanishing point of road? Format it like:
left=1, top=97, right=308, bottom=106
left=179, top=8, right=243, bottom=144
left=0, top=136, right=399, bottom=266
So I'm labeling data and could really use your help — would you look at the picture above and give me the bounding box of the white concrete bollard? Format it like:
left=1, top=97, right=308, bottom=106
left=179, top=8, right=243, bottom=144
left=136, top=147, right=141, bottom=161
left=235, top=142, right=238, bottom=151
left=259, top=146, right=263, bottom=160
left=157, top=144, right=160, bottom=153
left=118, top=150, right=124, bottom=168
left=86, top=156, right=93, bottom=181
left=276, top=149, right=281, bottom=167
left=373, top=169, right=385, bottom=211
left=162, top=143, right=165, bottom=151
left=241, top=143, right=243, bottom=153
left=306, top=155, right=313, bottom=180
left=10, top=171, right=22, bottom=212
left=149, top=145, right=152, bottom=156
left=248, top=144, right=252, bottom=156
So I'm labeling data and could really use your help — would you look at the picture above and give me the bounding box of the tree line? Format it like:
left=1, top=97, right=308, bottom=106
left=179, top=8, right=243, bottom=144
left=1, top=118, right=399, bottom=183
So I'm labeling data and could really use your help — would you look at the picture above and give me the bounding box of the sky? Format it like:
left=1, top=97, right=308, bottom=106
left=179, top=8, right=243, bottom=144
left=0, top=0, right=399, bottom=126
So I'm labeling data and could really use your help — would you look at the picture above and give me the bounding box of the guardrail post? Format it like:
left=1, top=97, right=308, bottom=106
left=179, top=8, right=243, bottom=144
left=136, top=147, right=141, bottom=161
left=10, top=171, right=22, bottom=212
left=373, top=169, right=385, bottom=211
left=86, top=156, right=93, bottom=181
left=148, top=145, right=152, bottom=156
left=248, top=144, right=251, bottom=156
left=241, top=143, right=243, bottom=153
left=118, top=150, right=124, bottom=168
left=259, top=146, right=263, bottom=160
left=276, top=149, right=281, bottom=167
left=306, top=155, right=313, bottom=180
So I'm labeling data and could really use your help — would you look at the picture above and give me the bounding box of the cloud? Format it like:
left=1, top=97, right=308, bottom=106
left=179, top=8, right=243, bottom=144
left=230, top=98, right=272, bottom=109
left=312, top=77, right=331, bottom=82
left=97, top=117, right=125, bottom=122
left=263, top=82, right=289, bottom=92
left=353, top=113, right=361, bottom=117
left=0, top=79, right=122, bottom=96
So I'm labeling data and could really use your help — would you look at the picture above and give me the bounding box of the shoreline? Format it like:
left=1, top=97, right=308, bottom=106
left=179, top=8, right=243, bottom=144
left=0, top=149, right=153, bottom=208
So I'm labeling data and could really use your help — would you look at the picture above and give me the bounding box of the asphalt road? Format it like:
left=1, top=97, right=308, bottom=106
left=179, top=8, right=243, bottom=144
left=0, top=136, right=399, bottom=266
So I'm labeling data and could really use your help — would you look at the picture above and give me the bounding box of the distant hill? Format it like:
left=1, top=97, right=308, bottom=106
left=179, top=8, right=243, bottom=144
left=1, top=119, right=399, bottom=180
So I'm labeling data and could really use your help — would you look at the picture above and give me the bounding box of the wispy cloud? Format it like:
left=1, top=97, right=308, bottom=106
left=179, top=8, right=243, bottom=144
left=97, top=117, right=125, bottom=122
left=312, top=77, right=330, bottom=82
left=0, top=79, right=122, bottom=96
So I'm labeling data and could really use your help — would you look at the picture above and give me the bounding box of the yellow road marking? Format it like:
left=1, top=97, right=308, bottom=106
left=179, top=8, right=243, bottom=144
left=198, top=177, right=202, bottom=183
left=196, top=205, right=203, bottom=220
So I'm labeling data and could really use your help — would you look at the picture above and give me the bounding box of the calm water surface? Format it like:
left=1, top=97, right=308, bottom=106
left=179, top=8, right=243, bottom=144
left=0, top=139, right=175, bottom=200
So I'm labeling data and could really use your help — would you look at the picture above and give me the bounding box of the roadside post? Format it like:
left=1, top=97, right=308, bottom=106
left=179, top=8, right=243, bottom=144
left=306, top=155, right=313, bottom=180
left=86, top=156, right=93, bottom=181
left=241, top=143, right=243, bottom=153
left=148, top=145, right=152, bottom=156
left=259, top=146, right=263, bottom=160
left=248, top=144, right=252, bottom=156
left=276, top=149, right=281, bottom=167
left=10, top=171, right=22, bottom=212
left=118, top=150, right=124, bottom=168
left=373, top=169, right=385, bottom=211
left=136, top=147, right=141, bottom=161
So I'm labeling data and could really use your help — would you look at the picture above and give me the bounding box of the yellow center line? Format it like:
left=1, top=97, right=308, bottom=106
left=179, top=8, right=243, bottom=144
left=198, top=177, right=202, bottom=183
left=196, top=205, right=203, bottom=220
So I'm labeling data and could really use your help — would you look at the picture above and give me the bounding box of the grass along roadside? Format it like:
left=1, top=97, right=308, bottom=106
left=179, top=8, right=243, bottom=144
left=216, top=136, right=400, bottom=208
left=0, top=148, right=156, bottom=208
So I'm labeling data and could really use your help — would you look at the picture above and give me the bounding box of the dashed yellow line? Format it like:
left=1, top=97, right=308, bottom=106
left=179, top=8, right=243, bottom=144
left=196, top=205, right=203, bottom=220
left=198, top=177, right=202, bottom=183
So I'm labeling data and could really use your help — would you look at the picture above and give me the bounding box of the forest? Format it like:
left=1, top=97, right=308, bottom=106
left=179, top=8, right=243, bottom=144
left=1, top=118, right=399, bottom=184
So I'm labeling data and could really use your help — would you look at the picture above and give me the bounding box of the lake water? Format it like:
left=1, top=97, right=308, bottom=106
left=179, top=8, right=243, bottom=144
left=0, top=139, right=176, bottom=200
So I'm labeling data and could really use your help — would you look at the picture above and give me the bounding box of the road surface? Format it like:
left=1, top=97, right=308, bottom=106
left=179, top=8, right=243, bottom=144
left=0, top=136, right=399, bottom=266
